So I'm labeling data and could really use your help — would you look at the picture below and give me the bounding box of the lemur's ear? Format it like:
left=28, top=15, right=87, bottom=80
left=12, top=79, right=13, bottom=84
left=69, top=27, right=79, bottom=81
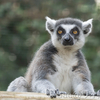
left=45, top=16, right=56, bottom=34
left=82, top=18, right=93, bottom=36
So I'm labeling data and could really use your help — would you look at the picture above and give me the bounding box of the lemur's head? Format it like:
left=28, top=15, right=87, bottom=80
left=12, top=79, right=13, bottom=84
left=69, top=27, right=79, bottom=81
left=46, top=17, right=93, bottom=50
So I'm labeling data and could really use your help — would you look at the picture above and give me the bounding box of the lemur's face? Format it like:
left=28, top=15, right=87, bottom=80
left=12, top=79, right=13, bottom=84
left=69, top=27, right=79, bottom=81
left=46, top=17, right=93, bottom=49
left=55, top=24, right=82, bottom=46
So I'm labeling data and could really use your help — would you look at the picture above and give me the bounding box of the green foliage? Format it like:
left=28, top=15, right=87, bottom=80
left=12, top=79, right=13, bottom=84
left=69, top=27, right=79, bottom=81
left=0, top=0, right=100, bottom=91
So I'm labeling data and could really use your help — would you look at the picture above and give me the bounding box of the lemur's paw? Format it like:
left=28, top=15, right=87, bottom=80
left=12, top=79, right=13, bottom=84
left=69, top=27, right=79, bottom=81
left=76, top=90, right=95, bottom=96
left=46, top=89, right=66, bottom=98
left=96, top=90, right=100, bottom=96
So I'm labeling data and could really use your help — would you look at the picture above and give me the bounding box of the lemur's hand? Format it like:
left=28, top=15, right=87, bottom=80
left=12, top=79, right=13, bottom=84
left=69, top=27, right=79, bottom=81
left=46, top=89, right=66, bottom=98
left=95, top=90, right=100, bottom=96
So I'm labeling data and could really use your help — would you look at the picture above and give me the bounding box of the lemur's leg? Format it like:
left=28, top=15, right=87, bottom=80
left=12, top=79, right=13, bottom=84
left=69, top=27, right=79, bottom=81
left=32, top=79, right=66, bottom=98
left=7, top=76, right=28, bottom=92
left=72, top=74, right=95, bottom=96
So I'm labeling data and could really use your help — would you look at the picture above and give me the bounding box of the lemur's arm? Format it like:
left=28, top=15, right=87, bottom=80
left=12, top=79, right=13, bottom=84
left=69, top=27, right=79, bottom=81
left=72, top=72, right=95, bottom=95
left=72, top=51, right=95, bottom=95
left=32, top=79, right=55, bottom=94
left=32, top=79, right=66, bottom=98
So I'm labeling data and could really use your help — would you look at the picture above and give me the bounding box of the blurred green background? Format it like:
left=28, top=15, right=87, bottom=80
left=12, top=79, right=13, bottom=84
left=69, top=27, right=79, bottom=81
left=0, top=0, right=100, bottom=91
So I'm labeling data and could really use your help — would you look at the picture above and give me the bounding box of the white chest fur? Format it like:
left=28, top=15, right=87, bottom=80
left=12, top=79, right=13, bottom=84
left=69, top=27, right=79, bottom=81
left=47, top=50, right=78, bottom=93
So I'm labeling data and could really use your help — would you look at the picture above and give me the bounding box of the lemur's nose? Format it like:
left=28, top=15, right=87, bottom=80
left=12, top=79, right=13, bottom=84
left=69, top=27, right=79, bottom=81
left=64, top=37, right=70, bottom=42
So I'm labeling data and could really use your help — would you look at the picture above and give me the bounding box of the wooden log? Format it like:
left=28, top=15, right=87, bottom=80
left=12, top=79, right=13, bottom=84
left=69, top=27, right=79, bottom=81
left=0, top=91, right=100, bottom=100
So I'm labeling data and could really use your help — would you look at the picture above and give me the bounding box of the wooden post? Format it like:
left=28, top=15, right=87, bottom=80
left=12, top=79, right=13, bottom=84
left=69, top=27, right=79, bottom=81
left=0, top=91, right=100, bottom=100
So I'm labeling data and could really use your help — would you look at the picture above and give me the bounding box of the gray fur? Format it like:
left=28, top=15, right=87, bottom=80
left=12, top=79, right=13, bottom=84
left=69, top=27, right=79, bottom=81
left=47, top=22, right=54, bottom=32
left=75, top=50, right=90, bottom=81
left=7, top=76, right=28, bottom=92
left=83, top=24, right=91, bottom=34
left=55, top=18, right=82, bottom=29
left=25, top=40, right=58, bottom=82
left=32, top=80, right=55, bottom=93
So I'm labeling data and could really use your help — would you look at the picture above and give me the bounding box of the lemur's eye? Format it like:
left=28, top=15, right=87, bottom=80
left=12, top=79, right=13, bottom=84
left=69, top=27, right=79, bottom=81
left=73, top=30, right=78, bottom=34
left=58, top=30, right=62, bottom=34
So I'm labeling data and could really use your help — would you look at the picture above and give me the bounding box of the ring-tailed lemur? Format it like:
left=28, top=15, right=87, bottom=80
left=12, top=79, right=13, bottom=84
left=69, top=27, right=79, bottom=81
left=7, top=17, right=97, bottom=97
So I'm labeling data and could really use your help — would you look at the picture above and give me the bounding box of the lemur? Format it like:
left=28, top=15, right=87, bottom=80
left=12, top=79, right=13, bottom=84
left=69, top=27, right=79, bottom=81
left=7, top=17, right=98, bottom=98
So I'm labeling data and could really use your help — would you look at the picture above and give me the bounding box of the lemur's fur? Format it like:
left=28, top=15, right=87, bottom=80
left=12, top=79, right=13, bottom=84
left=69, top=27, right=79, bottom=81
left=7, top=17, right=95, bottom=97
